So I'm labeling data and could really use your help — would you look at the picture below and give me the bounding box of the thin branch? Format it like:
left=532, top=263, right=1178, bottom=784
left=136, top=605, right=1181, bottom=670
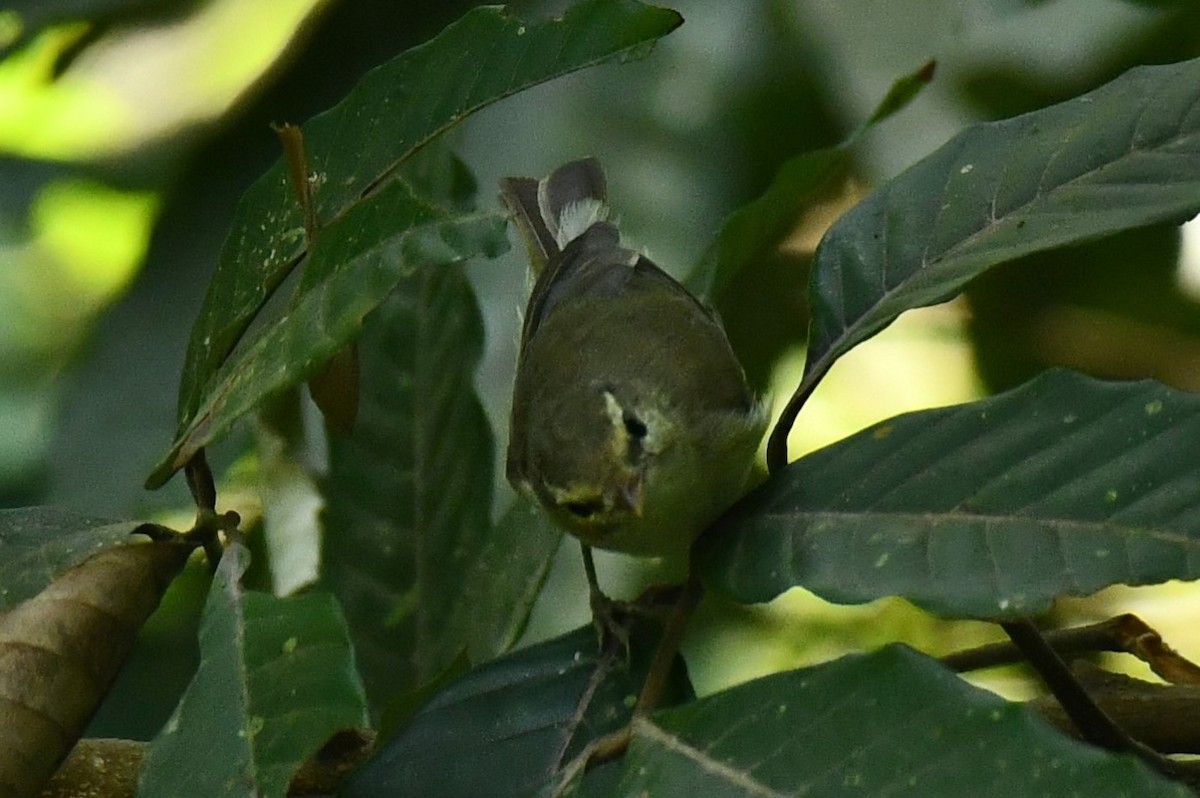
left=635, top=569, right=703, bottom=718
left=1001, top=619, right=1185, bottom=781
left=946, top=613, right=1200, bottom=685
left=184, top=449, right=217, bottom=512
left=1034, top=663, right=1200, bottom=755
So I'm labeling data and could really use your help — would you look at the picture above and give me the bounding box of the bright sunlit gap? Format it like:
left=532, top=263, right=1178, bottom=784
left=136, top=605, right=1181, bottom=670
left=31, top=180, right=159, bottom=302
left=769, top=298, right=987, bottom=462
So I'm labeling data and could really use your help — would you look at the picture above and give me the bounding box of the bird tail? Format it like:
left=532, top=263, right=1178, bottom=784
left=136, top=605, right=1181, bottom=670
left=499, top=158, right=609, bottom=277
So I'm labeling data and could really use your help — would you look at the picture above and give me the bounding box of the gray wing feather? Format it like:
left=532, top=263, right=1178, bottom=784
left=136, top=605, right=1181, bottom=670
left=499, top=175, right=557, bottom=276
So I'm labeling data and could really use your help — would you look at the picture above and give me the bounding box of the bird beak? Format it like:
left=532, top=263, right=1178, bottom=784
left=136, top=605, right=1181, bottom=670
left=617, top=475, right=644, bottom=518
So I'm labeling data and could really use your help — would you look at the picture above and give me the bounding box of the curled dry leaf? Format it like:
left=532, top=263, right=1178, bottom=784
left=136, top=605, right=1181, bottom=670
left=0, top=539, right=193, bottom=798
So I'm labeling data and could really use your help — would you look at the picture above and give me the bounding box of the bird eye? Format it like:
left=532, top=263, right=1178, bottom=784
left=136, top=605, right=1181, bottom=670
left=623, top=414, right=647, bottom=439
left=563, top=499, right=604, bottom=519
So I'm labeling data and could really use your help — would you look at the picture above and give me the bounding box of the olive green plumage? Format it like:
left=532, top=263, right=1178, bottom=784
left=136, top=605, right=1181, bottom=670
left=502, top=158, right=766, bottom=561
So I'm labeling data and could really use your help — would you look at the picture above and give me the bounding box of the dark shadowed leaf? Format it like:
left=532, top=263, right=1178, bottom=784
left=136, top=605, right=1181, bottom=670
left=772, top=55, right=1200, bottom=467
left=581, top=645, right=1189, bottom=798
left=168, top=0, right=684, bottom=478
left=0, top=506, right=143, bottom=607
left=706, top=370, right=1200, bottom=619
left=340, top=624, right=692, bottom=798
left=321, top=262, right=492, bottom=714
left=452, top=495, right=563, bottom=663
left=138, top=543, right=367, bottom=798
left=965, top=224, right=1199, bottom=392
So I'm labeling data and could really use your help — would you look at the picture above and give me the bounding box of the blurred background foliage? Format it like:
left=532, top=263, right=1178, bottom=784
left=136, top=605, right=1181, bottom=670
left=3, top=0, right=1200, bottom=737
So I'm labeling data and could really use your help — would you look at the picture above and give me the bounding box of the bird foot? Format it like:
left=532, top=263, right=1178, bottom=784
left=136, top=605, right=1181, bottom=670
left=589, top=583, right=683, bottom=655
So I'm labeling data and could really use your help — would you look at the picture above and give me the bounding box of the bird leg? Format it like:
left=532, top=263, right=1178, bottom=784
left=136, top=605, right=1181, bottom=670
left=580, top=544, right=678, bottom=653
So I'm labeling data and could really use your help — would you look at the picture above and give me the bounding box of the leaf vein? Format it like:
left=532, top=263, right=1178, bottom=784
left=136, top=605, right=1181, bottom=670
left=632, top=718, right=791, bottom=798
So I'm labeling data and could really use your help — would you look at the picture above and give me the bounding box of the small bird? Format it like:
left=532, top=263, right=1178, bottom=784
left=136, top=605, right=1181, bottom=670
left=501, top=158, right=767, bottom=611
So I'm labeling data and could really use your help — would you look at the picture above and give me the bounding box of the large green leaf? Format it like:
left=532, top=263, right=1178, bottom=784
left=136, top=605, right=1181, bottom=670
left=0, top=506, right=140, bottom=608
left=340, top=624, right=692, bottom=798
left=321, top=261, right=493, bottom=714
left=583, top=645, right=1188, bottom=797
left=704, top=370, right=1200, bottom=619
left=170, top=0, right=683, bottom=462
left=138, top=542, right=367, bottom=798
left=770, top=55, right=1200, bottom=467
left=145, top=182, right=506, bottom=487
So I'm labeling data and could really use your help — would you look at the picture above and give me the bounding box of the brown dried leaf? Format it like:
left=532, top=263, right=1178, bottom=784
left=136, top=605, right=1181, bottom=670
left=0, top=540, right=193, bottom=798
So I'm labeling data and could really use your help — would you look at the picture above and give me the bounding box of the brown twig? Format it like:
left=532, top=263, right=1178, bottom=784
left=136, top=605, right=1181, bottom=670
left=945, top=614, right=1200, bottom=685
left=184, top=449, right=217, bottom=512
left=1033, top=663, right=1200, bottom=755
left=634, top=568, right=703, bottom=718
left=1000, top=618, right=1185, bottom=781
left=273, top=122, right=319, bottom=245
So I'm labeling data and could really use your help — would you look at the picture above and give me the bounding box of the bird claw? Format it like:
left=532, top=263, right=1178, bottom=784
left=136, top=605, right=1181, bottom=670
left=589, top=589, right=633, bottom=655
left=589, top=583, right=682, bottom=656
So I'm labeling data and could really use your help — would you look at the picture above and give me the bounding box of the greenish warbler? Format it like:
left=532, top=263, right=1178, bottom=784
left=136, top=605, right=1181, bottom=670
left=501, top=158, right=767, bottom=571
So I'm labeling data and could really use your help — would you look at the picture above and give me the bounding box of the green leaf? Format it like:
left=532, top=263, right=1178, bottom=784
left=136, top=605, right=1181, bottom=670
left=452, top=495, right=564, bottom=663
left=145, top=180, right=507, bottom=487
left=340, top=623, right=692, bottom=798
left=138, top=542, right=368, bottom=798
left=171, top=0, right=683, bottom=461
left=772, top=55, right=1200, bottom=466
left=396, top=141, right=481, bottom=213
left=857, top=58, right=937, bottom=132
left=704, top=369, right=1200, bottom=619
left=685, top=148, right=851, bottom=304
left=586, top=645, right=1189, bottom=797
left=965, top=225, right=1190, bottom=391
left=376, top=651, right=471, bottom=743
left=685, top=60, right=934, bottom=389
left=687, top=60, right=935, bottom=304
left=0, top=506, right=140, bottom=608
left=320, top=261, right=494, bottom=714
